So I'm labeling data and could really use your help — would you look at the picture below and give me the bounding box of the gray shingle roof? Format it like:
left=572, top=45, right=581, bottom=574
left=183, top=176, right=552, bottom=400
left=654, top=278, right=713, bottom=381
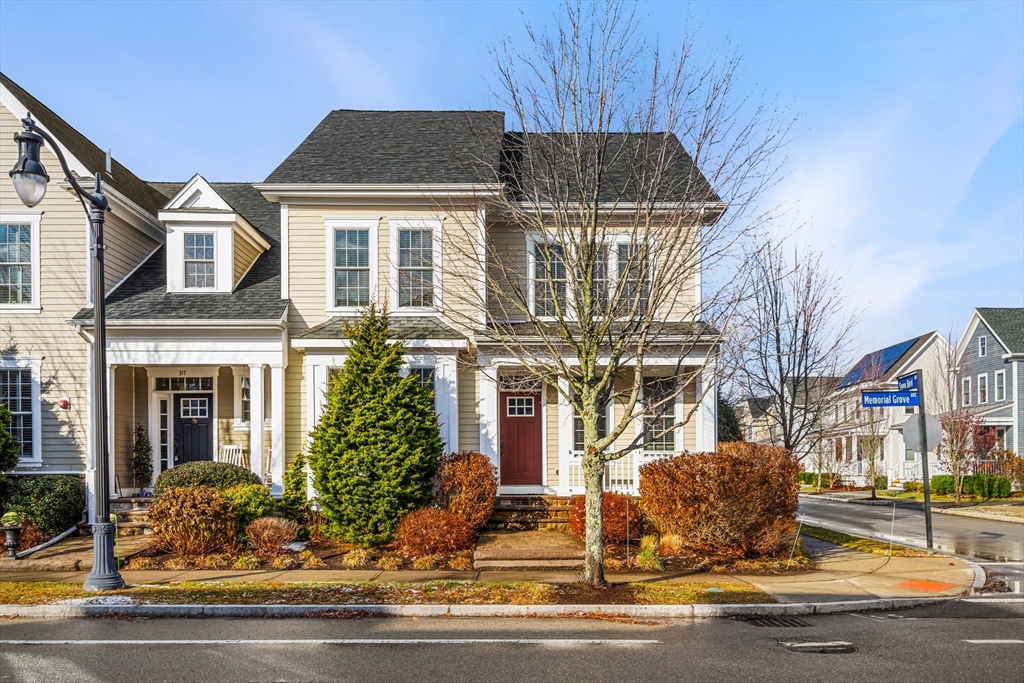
left=977, top=308, right=1024, bottom=354
left=71, top=182, right=286, bottom=322
left=297, top=316, right=465, bottom=341
left=265, top=110, right=505, bottom=185
left=2, top=72, right=169, bottom=216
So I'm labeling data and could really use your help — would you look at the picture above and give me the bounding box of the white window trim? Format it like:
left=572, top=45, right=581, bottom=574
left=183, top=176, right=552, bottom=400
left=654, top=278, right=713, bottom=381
left=571, top=400, right=615, bottom=453
left=232, top=366, right=251, bottom=432
left=977, top=373, right=988, bottom=404
left=0, top=211, right=42, bottom=314
left=325, top=217, right=380, bottom=316
left=182, top=231, right=217, bottom=291
left=1, top=356, right=43, bottom=465
left=962, top=376, right=971, bottom=406
left=979, top=335, right=987, bottom=358
left=388, top=216, right=443, bottom=315
left=995, top=370, right=1005, bottom=402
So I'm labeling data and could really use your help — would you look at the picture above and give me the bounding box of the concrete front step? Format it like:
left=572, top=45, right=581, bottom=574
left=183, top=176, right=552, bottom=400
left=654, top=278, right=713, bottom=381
left=474, top=548, right=584, bottom=561
left=115, top=522, right=154, bottom=536
left=475, top=558, right=583, bottom=570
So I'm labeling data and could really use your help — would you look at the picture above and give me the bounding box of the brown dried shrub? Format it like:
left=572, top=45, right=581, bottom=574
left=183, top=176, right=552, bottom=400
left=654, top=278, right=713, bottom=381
left=638, top=442, right=799, bottom=558
left=15, top=521, right=48, bottom=551
left=433, top=451, right=498, bottom=529
left=246, top=517, right=300, bottom=557
left=393, top=508, right=476, bottom=557
left=567, top=492, right=641, bottom=544
left=149, top=486, right=238, bottom=556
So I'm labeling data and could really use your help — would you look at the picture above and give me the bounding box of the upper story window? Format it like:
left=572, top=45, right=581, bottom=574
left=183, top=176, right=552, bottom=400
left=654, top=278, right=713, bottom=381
left=334, top=229, right=371, bottom=308
left=184, top=233, right=215, bottom=289
left=977, top=374, right=988, bottom=404
left=995, top=370, right=1005, bottom=402
left=979, top=336, right=987, bottom=357
left=961, top=377, right=971, bottom=406
left=0, top=214, right=40, bottom=311
left=398, top=229, right=434, bottom=307
left=616, top=243, right=650, bottom=315
left=533, top=243, right=567, bottom=317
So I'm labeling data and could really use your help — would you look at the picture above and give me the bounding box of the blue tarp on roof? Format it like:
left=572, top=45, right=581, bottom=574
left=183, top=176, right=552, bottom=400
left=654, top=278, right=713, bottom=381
left=837, top=337, right=918, bottom=388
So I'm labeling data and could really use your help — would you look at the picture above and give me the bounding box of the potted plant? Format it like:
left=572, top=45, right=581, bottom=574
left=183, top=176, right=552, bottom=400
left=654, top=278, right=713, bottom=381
left=132, top=424, right=154, bottom=495
left=1, top=511, right=25, bottom=559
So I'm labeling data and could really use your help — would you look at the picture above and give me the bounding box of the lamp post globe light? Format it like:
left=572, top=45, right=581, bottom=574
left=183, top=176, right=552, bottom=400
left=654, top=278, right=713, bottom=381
left=9, top=114, right=124, bottom=591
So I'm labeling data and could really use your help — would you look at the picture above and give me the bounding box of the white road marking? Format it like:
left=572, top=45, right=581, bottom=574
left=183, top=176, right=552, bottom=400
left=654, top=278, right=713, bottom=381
left=783, top=641, right=853, bottom=648
left=0, top=639, right=659, bottom=647
left=963, top=640, right=1024, bottom=644
left=961, top=598, right=1024, bottom=603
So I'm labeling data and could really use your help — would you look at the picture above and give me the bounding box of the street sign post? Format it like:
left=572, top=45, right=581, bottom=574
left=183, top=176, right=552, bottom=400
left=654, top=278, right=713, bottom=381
left=899, top=370, right=934, bottom=552
left=861, top=391, right=920, bottom=408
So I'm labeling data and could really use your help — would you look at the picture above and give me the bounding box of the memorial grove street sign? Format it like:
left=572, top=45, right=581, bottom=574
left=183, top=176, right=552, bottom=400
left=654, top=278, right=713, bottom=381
left=897, top=373, right=919, bottom=391
left=861, top=391, right=920, bottom=408
left=903, top=414, right=942, bottom=453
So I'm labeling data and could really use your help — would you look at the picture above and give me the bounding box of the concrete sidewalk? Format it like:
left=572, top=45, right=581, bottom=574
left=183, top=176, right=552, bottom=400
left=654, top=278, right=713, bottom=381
left=0, top=537, right=980, bottom=603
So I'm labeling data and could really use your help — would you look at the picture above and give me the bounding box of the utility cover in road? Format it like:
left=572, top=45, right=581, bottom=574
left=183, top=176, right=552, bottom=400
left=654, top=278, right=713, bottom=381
left=903, top=414, right=941, bottom=452
left=897, top=373, right=919, bottom=391
left=861, top=391, right=920, bottom=408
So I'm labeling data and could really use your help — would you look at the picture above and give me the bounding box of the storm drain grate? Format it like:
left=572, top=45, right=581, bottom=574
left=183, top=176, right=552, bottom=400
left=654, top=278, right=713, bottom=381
left=742, top=617, right=812, bottom=628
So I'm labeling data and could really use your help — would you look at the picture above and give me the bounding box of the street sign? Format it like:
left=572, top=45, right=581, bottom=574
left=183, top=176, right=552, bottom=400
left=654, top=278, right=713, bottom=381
left=861, top=391, right=920, bottom=408
left=897, top=373, right=918, bottom=391
left=903, top=413, right=941, bottom=453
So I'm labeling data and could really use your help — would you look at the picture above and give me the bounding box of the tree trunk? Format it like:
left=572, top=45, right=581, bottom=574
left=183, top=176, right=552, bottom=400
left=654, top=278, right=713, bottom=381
left=580, top=448, right=606, bottom=587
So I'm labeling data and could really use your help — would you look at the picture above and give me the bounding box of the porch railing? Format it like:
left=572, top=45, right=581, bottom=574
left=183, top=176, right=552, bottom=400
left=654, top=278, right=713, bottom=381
left=564, top=450, right=678, bottom=496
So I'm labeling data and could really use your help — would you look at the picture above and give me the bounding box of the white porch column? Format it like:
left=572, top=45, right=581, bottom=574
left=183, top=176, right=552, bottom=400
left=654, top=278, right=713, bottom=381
left=86, top=350, right=96, bottom=523
left=248, top=364, right=265, bottom=481
left=435, top=355, right=459, bottom=453
left=270, top=364, right=286, bottom=495
left=695, top=360, right=718, bottom=451
left=479, top=360, right=499, bottom=470
left=557, top=377, right=573, bottom=495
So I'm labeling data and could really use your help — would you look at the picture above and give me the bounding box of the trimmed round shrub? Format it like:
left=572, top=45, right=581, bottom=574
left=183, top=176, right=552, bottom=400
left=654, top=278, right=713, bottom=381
left=154, top=461, right=261, bottom=497
left=639, top=442, right=799, bottom=558
left=149, top=486, right=238, bottom=555
left=5, top=475, right=85, bottom=537
left=393, top=508, right=475, bottom=557
left=246, top=517, right=300, bottom=557
left=567, top=492, right=641, bottom=544
left=929, top=475, right=955, bottom=496
left=963, top=474, right=1011, bottom=500
left=433, top=451, right=498, bottom=529
left=222, top=484, right=275, bottom=531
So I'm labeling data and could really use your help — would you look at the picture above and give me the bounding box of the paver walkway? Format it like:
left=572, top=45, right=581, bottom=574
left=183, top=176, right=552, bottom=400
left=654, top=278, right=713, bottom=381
left=1, top=535, right=154, bottom=572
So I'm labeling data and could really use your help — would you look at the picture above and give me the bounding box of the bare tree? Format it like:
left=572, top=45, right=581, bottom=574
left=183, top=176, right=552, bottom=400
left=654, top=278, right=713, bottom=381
left=439, top=1, right=788, bottom=586
left=736, top=239, right=855, bottom=461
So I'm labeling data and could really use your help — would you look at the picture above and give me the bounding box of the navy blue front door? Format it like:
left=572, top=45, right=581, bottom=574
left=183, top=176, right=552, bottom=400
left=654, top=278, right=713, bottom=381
left=173, top=393, right=213, bottom=465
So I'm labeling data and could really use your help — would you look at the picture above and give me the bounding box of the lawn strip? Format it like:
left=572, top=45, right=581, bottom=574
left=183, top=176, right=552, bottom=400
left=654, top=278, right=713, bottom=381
left=800, top=525, right=932, bottom=557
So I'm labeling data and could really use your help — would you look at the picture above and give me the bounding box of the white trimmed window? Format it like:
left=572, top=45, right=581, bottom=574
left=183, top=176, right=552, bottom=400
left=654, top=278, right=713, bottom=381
left=962, top=377, right=971, bottom=406
left=995, top=370, right=1005, bottom=402
left=389, top=217, right=442, bottom=311
left=0, top=359, right=41, bottom=464
left=573, top=402, right=610, bottom=451
left=642, top=377, right=676, bottom=452
left=615, top=242, right=651, bottom=315
left=0, top=213, right=41, bottom=311
left=533, top=242, right=567, bottom=318
left=978, top=374, right=988, bottom=404
left=184, top=233, right=215, bottom=289
left=979, top=336, right=987, bottom=357
left=334, top=228, right=371, bottom=307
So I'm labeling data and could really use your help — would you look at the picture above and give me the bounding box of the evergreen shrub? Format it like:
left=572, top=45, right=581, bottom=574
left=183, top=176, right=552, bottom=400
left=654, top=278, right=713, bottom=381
left=131, top=424, right=154, bottom=490
left=873, top=476, right=888, bottom=490
left=154, top=461, right=260, bottom=497
left=929, top=475, right=955, bottom=496
left=639, top=442, right=799, bottom=557
left=433, top=451, right=498, bottom=529
left=393, top=508, right=475, bottom=556
left=149, top=486, right=237, bottom=555
left=308, top=305, right=443, bottom=545
left=0, top=404, right=21, bottom=491
left=902, top=481, right=923, bottom=493
left=962, top=474, right=1011, bottom=500
left=222, top=484, right=275, bottom=531
left=567, top=492, right=641, bottom=543
left=5, top=475, right=85, bottom=537
left=279, top=453, right=309, bottom=522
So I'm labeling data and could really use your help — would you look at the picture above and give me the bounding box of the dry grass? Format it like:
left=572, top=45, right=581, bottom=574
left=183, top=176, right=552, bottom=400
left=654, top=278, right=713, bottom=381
left=0, top=579, right=772, bottom=606
left=800, top=525, right=933, bottom=557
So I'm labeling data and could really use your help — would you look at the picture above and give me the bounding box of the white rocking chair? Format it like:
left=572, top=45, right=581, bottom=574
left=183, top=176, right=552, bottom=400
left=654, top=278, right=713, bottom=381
left=218, top=444, right=250, bottom=469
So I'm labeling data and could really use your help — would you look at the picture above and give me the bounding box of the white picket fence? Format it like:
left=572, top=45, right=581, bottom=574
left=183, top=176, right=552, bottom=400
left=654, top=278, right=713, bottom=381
left=564, top=450, right=678, bottom=496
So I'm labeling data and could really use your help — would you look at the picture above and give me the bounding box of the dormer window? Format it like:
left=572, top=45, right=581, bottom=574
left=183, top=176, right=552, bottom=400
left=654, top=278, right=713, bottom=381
left=184, top=233, right=215, bottom=289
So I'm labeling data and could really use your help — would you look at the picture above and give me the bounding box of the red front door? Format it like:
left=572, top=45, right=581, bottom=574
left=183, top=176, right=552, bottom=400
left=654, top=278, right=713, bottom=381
left=499, top=392, right=543, bottom=485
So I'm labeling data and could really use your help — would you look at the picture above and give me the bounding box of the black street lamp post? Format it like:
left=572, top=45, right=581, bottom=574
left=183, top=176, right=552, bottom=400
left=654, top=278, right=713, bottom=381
left=9, top=114, right=124, bottom=591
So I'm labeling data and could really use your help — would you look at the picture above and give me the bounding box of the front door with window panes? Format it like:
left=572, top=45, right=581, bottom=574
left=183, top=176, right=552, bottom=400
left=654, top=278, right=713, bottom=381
left=173, top=393, right=213, bottom=464
left=499, top=392, right=542, bottom=485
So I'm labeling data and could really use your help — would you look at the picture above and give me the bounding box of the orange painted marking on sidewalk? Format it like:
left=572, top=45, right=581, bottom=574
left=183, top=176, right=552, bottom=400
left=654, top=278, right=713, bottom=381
left=895, top=579, right=957, bottom=592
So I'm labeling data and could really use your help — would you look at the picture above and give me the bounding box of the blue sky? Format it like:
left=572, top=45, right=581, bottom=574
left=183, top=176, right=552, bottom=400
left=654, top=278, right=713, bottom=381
left=1, top=1, right=1021, bottom=352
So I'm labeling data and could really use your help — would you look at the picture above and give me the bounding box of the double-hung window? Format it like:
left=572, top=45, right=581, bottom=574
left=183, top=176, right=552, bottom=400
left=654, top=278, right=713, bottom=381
left=0, top=366, right=34, bottom=462
left=979, top=336, right=987, bottom=357
left=616, top=243, right=650, bottom=315
left=961, top=377, right=971, bottom=406
left=334, top=229, right=371, bottom=307
left=995, top=371, right=1005, bottom=402
left=184, top=233, right=215, bottom=288
left=573, top=402, right=609, bottom=452
left=239, top=376, right=251, bottom=423
left=643, top=377, right=676, bottom=452
left=411, top=367, right=436, bottom=395
left=398, top=229, right=434, bottom=308
left=534, top=243, right=567, bottom=317
left=0, top=221, right=36, bottom=306
left=978, top=374, right=988, bottom=404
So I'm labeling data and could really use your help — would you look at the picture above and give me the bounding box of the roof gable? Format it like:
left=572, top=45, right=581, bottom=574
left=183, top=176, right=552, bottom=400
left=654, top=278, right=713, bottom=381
left=976, top=308, right=1024, bottom=355
left=838, top=334, right=932, bottom=388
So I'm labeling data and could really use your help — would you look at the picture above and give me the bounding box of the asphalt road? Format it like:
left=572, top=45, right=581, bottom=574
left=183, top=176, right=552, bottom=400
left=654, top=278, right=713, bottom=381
left=1, top=600, right=1021, bottom=682
left=798, top=496, right=1024, bottom=562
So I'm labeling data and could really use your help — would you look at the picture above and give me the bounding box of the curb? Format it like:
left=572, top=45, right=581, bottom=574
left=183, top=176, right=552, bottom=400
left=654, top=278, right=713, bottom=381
left=935, top=508, right=1024, bottom=525
left=0, top=597, right=956, bottom=620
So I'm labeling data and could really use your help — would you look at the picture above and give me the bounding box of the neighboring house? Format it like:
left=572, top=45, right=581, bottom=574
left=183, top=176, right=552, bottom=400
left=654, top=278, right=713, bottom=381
left=955, top=307, right=1024, bottom=455
left=735, top=397, right=772, bottom=444
left=0, top=74, right=718, bottom=520
left=734, top=376, right=840, bottom=460
left=817, top=332, right=949, bottom=486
